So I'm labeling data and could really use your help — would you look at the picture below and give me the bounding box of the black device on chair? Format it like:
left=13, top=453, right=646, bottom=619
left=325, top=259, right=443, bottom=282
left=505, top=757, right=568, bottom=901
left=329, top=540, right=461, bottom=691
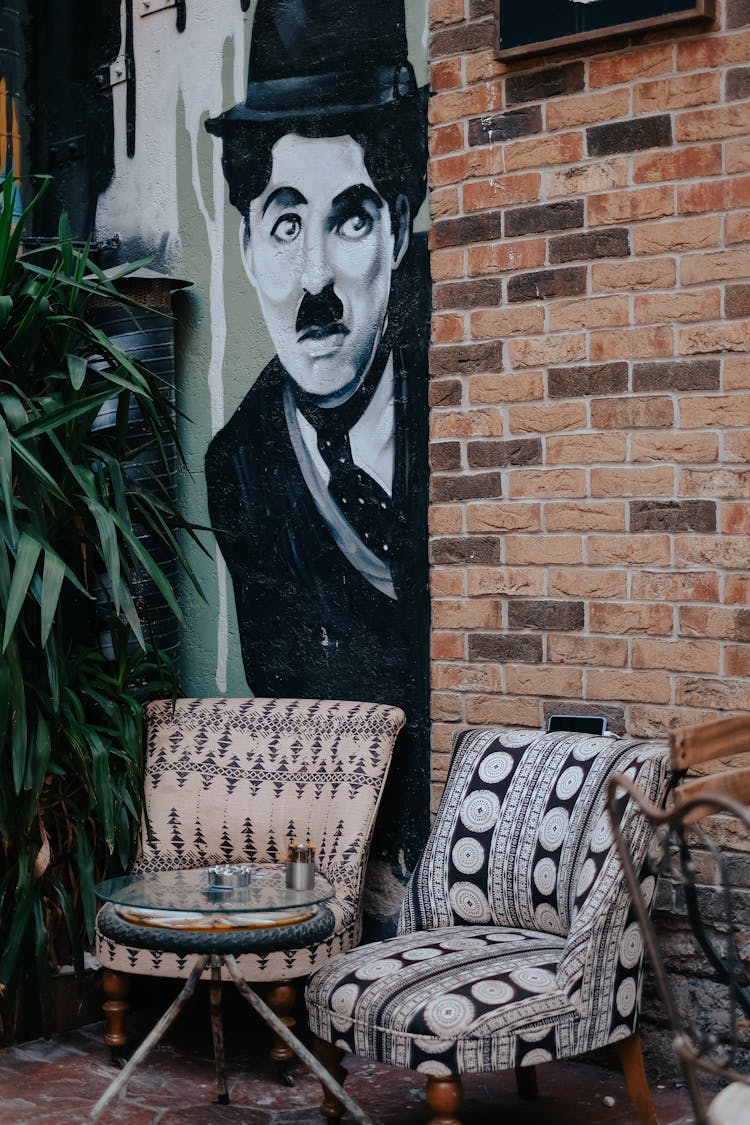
left=547, top=714, right=609, bottom=736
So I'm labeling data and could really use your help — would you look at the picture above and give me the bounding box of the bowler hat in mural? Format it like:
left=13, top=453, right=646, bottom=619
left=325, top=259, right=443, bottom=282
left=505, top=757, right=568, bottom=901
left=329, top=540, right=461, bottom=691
left=205, top=0, right=419, bottom=132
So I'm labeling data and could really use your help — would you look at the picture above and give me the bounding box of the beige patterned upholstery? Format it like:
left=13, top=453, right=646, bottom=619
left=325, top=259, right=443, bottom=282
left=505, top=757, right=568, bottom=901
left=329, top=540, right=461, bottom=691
left=95, top=697, right=404, bottom=982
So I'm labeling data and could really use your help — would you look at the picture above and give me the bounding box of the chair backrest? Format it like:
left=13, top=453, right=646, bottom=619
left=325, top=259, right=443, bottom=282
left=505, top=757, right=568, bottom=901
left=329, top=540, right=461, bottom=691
left=400, top=726, right=670, bottom=941
left=670, top=714, right=750, bottom=821
left=133, top=698, right=404, bottom=910
left=609, top=753, right=750, bottom=1123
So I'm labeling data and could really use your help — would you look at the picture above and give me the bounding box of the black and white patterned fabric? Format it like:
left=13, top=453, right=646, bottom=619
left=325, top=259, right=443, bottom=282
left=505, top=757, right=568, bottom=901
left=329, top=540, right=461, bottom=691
left=306, top=726, right=670, bottom=1074
left=94, top=697, right=404, bottom=982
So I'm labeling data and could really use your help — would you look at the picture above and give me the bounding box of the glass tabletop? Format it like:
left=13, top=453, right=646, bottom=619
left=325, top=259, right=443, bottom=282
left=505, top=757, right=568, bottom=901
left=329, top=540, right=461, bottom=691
left=95, top=864, right=334, bottom=915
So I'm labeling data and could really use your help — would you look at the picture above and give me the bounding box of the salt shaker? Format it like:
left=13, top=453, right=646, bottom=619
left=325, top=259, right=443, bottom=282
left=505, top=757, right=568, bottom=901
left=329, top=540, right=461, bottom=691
left=285, top=842, right=316, bottom=890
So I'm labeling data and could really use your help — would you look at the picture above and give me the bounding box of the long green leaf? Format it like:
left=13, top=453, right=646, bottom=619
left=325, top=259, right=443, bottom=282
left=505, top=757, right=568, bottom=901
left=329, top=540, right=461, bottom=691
left=9, top=435, right=69, bottom=503
left=0, top=882, right=33, bottom=985
left=76, top=828, right=97, bottom=943
left=53, top=883, right=84, bottom=983
left=3, top=533, right=42, bottom=651
left=33, top=896, right=52, bottom=1031
left=110, top=511, right=183, bottom=623
left=66, top=353, right=87, bottom=390
left=84, top=499, right=120, bottom=611
left=40, top=549, right=66, bottom=646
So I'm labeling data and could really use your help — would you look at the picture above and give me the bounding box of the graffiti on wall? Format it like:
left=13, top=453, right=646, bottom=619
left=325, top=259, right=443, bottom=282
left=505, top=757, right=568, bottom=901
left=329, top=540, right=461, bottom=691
left=205, top=0, right=432, bottom=869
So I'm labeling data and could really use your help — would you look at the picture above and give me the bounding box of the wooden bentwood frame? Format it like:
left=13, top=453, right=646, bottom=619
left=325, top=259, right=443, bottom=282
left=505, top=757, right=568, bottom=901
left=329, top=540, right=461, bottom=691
left=496, top=0, right=716, bottom=61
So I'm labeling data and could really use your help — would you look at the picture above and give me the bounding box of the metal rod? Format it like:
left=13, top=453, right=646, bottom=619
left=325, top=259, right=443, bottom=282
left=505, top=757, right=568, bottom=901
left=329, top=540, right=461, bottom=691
left=223, top=954, right=377, bottom=1125
left=86, top=955, right=208, bottom=1123
left=210, top=955, right=229, bottom=1105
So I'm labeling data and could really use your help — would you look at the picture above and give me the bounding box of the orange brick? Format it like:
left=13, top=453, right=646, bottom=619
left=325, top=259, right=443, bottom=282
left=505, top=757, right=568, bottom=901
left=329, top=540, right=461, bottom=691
left=632, top=571, right=719, bottom=603
left=429, top=84, right=495, bottom=126
left=680, top=321, right=750, bottom=356
left=509, top=332, right=586, bottom=368
left=431, top=147, right=504, bottom=187
left=634, top=144, right=723, bottom=184
left=469, top=371, right=545, bottom=403
left=429, top=504, right=464, bottom=534
left=545, top=501, right=626, bottom=532
left=430, top=567, right=466, bottom=597
left=590, top=602, right=673, bottom=636
left=591, top=397, right=673, bottom=430
left=547, top=567, right=627, bottom=598
left=633, top=639, right=719, bottom=674
left=431, top=185, right=460, bottom=218
left=589, top=44, right=673, bottom=87
left=629, top=705, right=718, bottom=737
left=546, top=434, right=627, bottom=464
left=467, top=503, right=541, bottom=533
left=634, top=71, right=720, bottom=114
left=470, top=305, right=544, bottom=339
left=463, top=173, right=541, bottom=212
left=547, top=89, right=630, bottom=130
left=432, top=633, right=466, bottom=661
left=431, top=691, right=464, bottom=722
left=677, top=104, right=750, bottom=143
left=430, top=408, right=503, bottom=439
left=727, top=139, right=750, bottom=175
left=549, top=295, right=630, bottom=331
left=723, top=504, right=750, bottom=535
left=675, top=677, right=750, bottom=711
left=468, top=238, right=546, bottom=276
left=467, top=566, right=544, bottom=597
left=680, top=176, right=750, bottom=215
left=684, top=249, right=750, bottom=285
left=466, top=694, right=541, bottom=726
left=631, top=432, right=719, bottom=463
left=724, top=580, right=750, bottom=607
left=588, top=185, right=674, bottom=227
left=725, top=646, right=750, bottom=676
left=431, top=724, right=456, bottom=756
left=545, top=157, right=630, bottom=199
left=586, top=669, right=671, bottom=704
left=432, top=312, right=465, bottom=343
left=676, top=533, right=750, bottom=567
left=432, top=598, right=501, bottom=630
left=724, top=432, right=750, bottom=462
left=506, top=665, right=583, bottom=697
left=677, top=31, right=750, bottom=71
left=505, top=534, right=583, bottom=566
left=590, top=327, right=674, bottom=361
left=504, top=132, right=584, bottom=172
left=430, top=122, right=465, bottom=156
left=508, top=401, right=587, bottom=434
left=431, top=247, right=465, bottom=280
left=588, top=534, right=671, bottom=566
left=632, top=215, right=721, bottom=255
left=432, top=662, right=502, bottom=693
left=548, top=634, right=628, bottom=667
left=592, top=258, right=676, bottom=292
left=430, top=0, right=465, bottom=25
left=430, top=58, right=463, bottom=90
left=725, top=210, right=750, bottom=245
left=508, top=469, right=587, bottom=499
left=591, top=465, right=675, bottom=497
left=681, top=394, right=750, bottom=430
left=465, top=50, right=507, bottom=86
left=634, top=288, right=721, bottom=324
left=725, top=358, right=750, bottom=390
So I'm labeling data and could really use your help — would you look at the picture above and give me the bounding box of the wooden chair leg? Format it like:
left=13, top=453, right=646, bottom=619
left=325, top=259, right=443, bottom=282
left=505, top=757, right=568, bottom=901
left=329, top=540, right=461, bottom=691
left=617, top=1031, right=658, bottom=1125
left=425, top=1073, right=463, bottom=1125
left=101, top=969, right=132, bottom=1064
left=265, top=981, right=297, bottom=1086
left=313, top=1035, right=347, bottom=1124
left=515, top=1063, right=538, bottom=1100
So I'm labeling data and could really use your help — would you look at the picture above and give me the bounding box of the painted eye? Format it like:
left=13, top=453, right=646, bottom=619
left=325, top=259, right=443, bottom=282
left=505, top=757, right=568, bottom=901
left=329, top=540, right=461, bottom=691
left=338, top=212, right=373, bottom=241
left=271, top=214, right=301, bottom=242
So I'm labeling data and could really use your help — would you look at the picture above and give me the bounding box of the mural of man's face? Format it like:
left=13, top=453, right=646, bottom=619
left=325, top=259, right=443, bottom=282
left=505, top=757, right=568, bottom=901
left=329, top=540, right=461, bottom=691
left=241, top=133, right=410, bottom=405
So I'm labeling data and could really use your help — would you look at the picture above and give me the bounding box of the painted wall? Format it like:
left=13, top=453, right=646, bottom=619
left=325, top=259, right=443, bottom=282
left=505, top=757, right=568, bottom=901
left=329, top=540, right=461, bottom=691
left=91, top=0, right=432, bottom=924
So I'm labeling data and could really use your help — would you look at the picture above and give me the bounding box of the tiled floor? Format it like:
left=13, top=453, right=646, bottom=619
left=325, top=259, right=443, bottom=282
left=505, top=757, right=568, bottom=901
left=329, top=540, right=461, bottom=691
left=0, top=989, right=694, bottom=1125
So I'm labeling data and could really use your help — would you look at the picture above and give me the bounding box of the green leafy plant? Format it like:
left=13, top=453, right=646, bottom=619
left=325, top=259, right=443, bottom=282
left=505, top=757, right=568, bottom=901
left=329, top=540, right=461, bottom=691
left=0, top=176, right=202, bottom=1041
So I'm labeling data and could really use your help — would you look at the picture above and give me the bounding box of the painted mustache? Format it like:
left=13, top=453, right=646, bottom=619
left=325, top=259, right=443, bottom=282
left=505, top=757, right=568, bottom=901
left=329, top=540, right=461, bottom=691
left=296, top=285, right=349, bottom=340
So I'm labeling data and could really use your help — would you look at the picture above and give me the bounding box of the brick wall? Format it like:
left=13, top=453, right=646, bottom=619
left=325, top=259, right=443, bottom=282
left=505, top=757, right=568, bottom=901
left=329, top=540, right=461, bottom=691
left=428, top=0, right=750, bottom=809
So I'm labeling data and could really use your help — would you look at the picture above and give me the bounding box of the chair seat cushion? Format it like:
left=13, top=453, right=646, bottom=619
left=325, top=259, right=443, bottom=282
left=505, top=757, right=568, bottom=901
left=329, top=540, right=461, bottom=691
left=94, top=891, right=357, bottom=982
left=306, top=925, right=581, bottom=1075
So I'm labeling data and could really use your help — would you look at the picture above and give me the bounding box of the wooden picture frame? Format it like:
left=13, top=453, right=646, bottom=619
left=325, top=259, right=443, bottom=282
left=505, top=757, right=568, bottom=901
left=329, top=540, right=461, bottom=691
left=496, top=0, right=716, bottom=61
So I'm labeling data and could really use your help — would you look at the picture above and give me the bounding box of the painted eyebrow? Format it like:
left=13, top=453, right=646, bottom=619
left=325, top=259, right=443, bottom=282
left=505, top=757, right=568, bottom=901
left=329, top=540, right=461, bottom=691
left=330, top=184, right=384, bottom=214
left=262, top=186, right=307, bottom=217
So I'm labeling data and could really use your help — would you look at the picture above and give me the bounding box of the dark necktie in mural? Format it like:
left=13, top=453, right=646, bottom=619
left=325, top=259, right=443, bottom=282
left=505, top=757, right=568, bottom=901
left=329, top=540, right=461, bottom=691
left=204, top=0, right=431, bottom=881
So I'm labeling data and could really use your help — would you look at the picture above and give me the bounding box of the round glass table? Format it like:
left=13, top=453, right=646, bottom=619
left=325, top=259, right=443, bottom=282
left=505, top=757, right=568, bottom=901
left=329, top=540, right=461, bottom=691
left=88, top=865, right=373, bottom=1125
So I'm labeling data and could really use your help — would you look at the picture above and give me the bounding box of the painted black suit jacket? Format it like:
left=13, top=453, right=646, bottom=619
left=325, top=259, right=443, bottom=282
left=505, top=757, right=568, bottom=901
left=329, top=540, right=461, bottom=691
left=205, top=246, right=430, bottom=868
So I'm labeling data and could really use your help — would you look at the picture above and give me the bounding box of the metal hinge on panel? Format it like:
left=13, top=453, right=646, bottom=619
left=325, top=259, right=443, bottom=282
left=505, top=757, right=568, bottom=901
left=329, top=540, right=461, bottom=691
left=95, top=55, right=131, bottom=90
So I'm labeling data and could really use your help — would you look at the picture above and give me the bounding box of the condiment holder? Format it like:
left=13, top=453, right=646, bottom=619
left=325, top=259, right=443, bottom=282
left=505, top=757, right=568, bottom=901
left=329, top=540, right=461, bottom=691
left=285, top=842, right=316, bottom=891
left=207, top=863, right=253, bottom=890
